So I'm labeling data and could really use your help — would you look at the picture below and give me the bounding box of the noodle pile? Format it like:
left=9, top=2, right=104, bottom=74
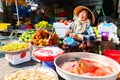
left=4, top=68, right=57, bottom=80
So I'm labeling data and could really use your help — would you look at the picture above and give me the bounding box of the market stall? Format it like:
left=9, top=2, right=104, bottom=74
left=0, top=0, right=120, bottom=80
left=0, top=23, right=120, bottom=80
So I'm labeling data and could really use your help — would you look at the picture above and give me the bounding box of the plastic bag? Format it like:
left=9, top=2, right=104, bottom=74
left=98, top=21, right=119, bottom=44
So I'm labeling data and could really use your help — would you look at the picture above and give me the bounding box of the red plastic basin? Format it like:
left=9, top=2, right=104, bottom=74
left=33, top=47, right=64, bottom=61
left=104, top=49, right=120, bottom=64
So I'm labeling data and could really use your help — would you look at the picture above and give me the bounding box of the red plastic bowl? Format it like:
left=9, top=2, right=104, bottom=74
left=104, top=49, right=120, bottom=64
left=34, top=53, right=64, bottom=61
left=33, top=47, right=64, bottom=61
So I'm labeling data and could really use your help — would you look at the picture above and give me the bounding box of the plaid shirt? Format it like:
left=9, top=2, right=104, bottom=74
left=69, top=21, right=96, bottom=41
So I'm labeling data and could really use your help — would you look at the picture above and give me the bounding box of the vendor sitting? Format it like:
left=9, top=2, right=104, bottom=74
left=62, top=6, right=96, bottom=52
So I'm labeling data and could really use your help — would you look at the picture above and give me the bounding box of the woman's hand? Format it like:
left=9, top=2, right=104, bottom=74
left=69, top=33, right=77, bottom=39
left=77, top=34, right=83, bottom=41
left=65, top=29, right=72, bottom=36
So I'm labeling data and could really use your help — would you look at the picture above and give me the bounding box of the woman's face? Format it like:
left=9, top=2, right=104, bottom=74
left=77, top=10, right=88, bottom=21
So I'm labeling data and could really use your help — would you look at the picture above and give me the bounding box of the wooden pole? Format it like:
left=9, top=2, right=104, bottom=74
left=15, top=0, right=20, bottom=26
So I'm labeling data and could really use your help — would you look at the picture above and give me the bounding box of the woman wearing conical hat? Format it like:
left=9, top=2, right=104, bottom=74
left=63, top=6, right=97, bottom=52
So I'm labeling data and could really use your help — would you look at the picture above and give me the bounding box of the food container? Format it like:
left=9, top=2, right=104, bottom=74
left=101, top=32, right=109, bottom=41
left=30, top=44, right=43, bottom=62
left=54, top=52, right=120, bottom=80
left=33, top=46, right=64, bottom=61
left=5, top=49, right=31, bottom=65
left=104, top=49, right=120, bottom=64
left=3, top=66, right=58, bottom=80
left=0, top=42, right=31, bottom=65
left=33, top=46, right=64, bottom=69
left=53, top=22, right=69, bottom=38
left=42, top=61, right=55, bottom=70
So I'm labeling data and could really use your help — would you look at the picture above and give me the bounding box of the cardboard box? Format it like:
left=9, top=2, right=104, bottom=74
left=5, top=50, right=31, bottom=65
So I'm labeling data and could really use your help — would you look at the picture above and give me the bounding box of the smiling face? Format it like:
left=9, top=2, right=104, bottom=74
left=77, top=9, right=89, bottom=22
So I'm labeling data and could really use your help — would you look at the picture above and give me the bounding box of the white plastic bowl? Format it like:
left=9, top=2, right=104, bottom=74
left=54, top=52, right=120, bottom=80
left=4, top=66, right=59, bottom=80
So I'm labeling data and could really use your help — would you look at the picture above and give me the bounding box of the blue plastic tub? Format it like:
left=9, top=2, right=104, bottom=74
left=42, top=61, right=55, bottom=70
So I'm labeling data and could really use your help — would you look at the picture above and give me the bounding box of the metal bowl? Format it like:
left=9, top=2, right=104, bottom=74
left=0, top=41, right=29, bottom=54
left=54, top=52, right=120, bottom=80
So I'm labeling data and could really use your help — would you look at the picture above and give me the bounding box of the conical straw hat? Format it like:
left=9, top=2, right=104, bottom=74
left=73, top=6, right=95, bottom=24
